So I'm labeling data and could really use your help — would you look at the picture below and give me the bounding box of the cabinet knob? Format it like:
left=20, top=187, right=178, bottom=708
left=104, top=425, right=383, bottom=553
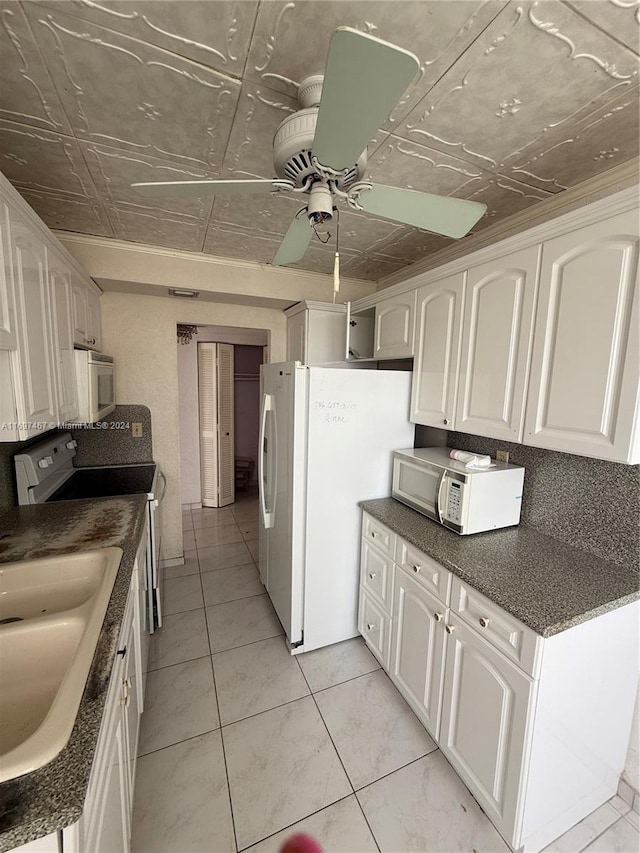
left=120, top=694, right=130, bottom=707
left=368, top=572, right=377, bottom=580
left=479, top=617, right=490, bottom=629
left=370, top=531, right=376, bottom=538
left=434, top=612, right=443, bottom=622
left=412, top=564, right=421, bottom=573
left=445, top=625, right=456, bottom=635
left=443, top=418, right=449, bottom=425
left=366, top=622, right=375, bottom=631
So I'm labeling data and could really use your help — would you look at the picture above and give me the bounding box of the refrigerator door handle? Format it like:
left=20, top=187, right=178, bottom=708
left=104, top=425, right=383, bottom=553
left=259, top=393, right=276, bottom=529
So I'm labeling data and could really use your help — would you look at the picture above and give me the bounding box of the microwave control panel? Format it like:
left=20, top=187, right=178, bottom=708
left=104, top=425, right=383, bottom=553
left=446, top=481, right=463, bottom=524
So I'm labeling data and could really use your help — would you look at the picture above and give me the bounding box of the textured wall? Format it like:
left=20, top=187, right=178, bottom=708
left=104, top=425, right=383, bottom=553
left=415, top=426, right=639, bottom=568
left=100, top=291, right=286, bottom=560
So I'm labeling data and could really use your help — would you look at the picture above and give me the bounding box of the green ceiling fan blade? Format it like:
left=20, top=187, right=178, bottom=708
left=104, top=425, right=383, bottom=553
left=358, top=185, right=487, bottom=238
left=312, top=27, right=419, bottom=171
left=131, top=179, right=286, bottom=199
left=272, top=214, right=312, bottom=266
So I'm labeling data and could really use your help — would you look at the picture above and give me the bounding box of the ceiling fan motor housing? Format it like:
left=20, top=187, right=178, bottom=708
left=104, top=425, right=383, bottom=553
left=273, top=106, right=367, bottom=191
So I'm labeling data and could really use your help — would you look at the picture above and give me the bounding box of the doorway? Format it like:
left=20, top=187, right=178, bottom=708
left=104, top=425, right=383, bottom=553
left=177, top=325, right=268, bottom=510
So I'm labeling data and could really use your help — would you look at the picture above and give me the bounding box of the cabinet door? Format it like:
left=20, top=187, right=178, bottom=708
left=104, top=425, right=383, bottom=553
left=524, top=210, right=639, bottom=462
left=86, top=284, right=102, bottom=351
left=455, top=246, right=539, bottom=441
left=0, top=202, right=17, bottom=350
left=72, top=276, right=88, bottom=346
left=390, top=567, right=447, bottom=739
left=410, top=273, right=464, bottom=428
left=286, top=310, right=306, bottom=363
left=87, top=709, right=130, bottom=853
left=439, top=614, right=534, bottom=846
left=121, top=612, right=141, bottom=809
left=48, top=254, right=79, bottom=423
left=373, top=291, right=416, bottom=359
left=10, top=210, right=58, bottom=432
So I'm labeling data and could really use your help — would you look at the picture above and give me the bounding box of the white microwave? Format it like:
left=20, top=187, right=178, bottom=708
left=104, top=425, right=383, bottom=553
left=392, top=447, right=525, bottom=535
left=74, top=350, right=116, bottom=423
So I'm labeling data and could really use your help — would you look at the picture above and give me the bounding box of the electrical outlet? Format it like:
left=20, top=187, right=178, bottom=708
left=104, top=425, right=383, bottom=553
left=132, top=422, right=143, bottom=438
left=496, top=449, right=509, bottom=464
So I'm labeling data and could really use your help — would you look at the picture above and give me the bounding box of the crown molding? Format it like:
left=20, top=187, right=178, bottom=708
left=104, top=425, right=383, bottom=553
left=375, top=159, right=640, bottom=296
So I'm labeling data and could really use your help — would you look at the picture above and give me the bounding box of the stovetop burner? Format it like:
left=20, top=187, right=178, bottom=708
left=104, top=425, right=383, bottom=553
left=47, top=465, right=156, bottom=502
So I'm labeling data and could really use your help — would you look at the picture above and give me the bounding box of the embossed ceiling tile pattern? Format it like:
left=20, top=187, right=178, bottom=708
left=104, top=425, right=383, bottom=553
left=340, top=252, right=407, bottom=281
left=372, top=226, right=454, bottom=262
left=23, top=5, right=241, bottom=170
left=0, top=1, right=72, bottom=134
left=0, top=120, right=100, bottom=198
left=106, top=204, right=207, bottom=252
left=290, top=243, right=360, bottom=277
left=245, top=0, right=506, bottom=128
left=565, top=1, right=640, bottom=56
left=80, top=141, right=216, bottom=219
left=367, top=134, right=486, bottom=195
left=18, top=187, right=113, bottom=237
left=453, top=173, right=552, bottom=229
left=32, top=0, right=259, bottom=75
left=203, top=220, right=283, bottom=263
left=211, top=190, right=305, bottom=237
left=395, top=1, right=639, bottom=180
left=334, top=206, right=404, bottom=254
left=222, top=80, right=298, bottom=179
left=505, top=84, right=640, bottom=191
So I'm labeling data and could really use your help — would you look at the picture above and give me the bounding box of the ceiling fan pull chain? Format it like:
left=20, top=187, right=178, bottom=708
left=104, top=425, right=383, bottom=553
left=333, top=207, right=340, bottom=302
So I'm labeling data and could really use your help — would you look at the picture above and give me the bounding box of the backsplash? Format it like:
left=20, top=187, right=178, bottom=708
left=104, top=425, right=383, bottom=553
left=415, top=426, right=639, bottom=567
left=0, top=406, right=153, bottom=511
left=70, top=406, right=153, bottom=467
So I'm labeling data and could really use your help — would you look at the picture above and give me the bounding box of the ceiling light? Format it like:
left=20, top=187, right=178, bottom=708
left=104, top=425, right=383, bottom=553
left=169, top=288, right=200, bottom=298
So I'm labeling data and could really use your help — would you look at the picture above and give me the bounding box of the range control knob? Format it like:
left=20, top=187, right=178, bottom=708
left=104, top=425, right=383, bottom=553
left=65, top=440, right=78, bottom=450
left=38, top=456, right=53, bottom=469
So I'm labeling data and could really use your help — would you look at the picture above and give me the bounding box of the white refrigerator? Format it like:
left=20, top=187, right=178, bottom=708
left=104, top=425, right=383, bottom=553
left=259, top=362, right=414, bottom=654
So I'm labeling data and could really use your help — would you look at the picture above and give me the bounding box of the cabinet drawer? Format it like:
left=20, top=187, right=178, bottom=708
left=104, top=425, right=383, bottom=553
left=450, top=577, right=541, bottom=677
left=362, top=513, right=396, bottom=558
left=360, top=538, right=393, bottom=611
left=395, top=538, right=451, bottom=605
left=358, top=587, right=391, bottom=668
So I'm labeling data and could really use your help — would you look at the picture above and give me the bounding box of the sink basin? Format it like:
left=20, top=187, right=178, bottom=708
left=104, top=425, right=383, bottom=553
left=0, top=547, right=123, bottom=783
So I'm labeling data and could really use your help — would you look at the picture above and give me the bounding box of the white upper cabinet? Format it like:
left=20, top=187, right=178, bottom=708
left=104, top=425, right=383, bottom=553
left=10, top=208, right=58, bottom=433
left=48, top=253, right=79, bottom=423
left=86, top=284, right=102, bottom=351
left=285, top=301, right=346, bottom=365
left=373, top=291, right=416, bottom=359
left=524, top=210, right=639, bottom=463
left=0, top=202, right=17, bottom=351
left=455, top=246, right=540, bottom=442
left=72, top=275, right=88, bottom=346
left=410, top=273, right=464, bottom=429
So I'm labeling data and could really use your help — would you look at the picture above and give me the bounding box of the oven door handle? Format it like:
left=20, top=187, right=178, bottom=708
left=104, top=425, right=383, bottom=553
left=154, top=469, right=167, bottom=507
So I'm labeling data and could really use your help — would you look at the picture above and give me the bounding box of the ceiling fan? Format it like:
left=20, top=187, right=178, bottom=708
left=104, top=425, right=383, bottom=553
left=131, top=27, right=487, bottom=270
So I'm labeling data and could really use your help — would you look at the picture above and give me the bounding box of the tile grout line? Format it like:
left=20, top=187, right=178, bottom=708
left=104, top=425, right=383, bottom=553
left=199, top=537, right=241, bottom=853
left=578, top=814, right=636, bottom=853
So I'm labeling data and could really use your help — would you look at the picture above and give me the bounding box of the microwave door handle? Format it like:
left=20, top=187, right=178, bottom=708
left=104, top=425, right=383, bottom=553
left=435, top=471, right=447, bottom=524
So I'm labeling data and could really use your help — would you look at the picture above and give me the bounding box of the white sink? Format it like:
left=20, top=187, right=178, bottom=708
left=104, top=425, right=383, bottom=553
left=0, top=547, right=123, bottom=783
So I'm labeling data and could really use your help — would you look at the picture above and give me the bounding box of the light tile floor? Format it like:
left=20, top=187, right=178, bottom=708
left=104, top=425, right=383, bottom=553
left=131, top=491, right=640, bottom=853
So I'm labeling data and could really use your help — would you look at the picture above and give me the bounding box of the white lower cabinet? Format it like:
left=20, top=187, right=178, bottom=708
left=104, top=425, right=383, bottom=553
left=359, top=511, right=639, bottom=853
left=439, top=612, right=535, bottom=844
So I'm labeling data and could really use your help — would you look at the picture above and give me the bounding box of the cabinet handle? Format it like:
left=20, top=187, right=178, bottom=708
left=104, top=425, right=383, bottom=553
left=120, top=694, right=130, bottom=707
left=368, top=572, right=377, bottom=580
left=412, top=564, right=421, bottom=573
left=479, top=617, right=490, bottom=628
left=370, top=531, right=376, bottom=538
left=124, top=677, right=132, bottom=689
left=434, top=612, right=443, bottom=622
left=445, top=625, right=455, bottom=635
left=366, top=622, right=375, bottom=631
left=116, top=646, right=127, bottom=657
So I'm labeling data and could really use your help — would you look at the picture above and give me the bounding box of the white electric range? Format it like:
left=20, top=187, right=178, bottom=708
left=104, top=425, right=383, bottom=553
left=14, top=431, right=166, bottom=633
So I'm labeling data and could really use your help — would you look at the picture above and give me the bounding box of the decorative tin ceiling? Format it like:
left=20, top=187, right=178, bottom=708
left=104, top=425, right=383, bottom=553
left=0, top=0, right=638, bottom=281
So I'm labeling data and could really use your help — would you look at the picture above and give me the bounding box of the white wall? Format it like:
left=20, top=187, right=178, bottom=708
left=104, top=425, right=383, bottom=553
left=178, top=327, right=267, bottom=506
left=100, top=293, right=285, bottom=561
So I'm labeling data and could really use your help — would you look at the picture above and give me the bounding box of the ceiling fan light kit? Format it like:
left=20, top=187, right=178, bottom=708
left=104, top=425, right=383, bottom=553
left=131, top=27, right=488, bottom=273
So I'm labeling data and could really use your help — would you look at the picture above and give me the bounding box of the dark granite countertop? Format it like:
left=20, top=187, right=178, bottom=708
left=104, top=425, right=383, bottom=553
left=360, top=498, right=639, bottom=638
left=0, top=495, right=149, bottom=852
